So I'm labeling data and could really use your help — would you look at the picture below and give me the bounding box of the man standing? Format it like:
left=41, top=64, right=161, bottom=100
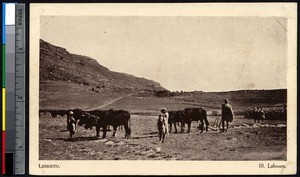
left=67, top=111, right=77, bottom=139
left=221, top=99, right=234, bottom=132
left=158, top=108, right=169, bottom=143
left=258, top=108, right=265, bottom=123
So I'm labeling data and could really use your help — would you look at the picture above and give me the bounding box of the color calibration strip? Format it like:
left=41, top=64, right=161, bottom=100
left=2, top=3, right=8, bottom=174
left=2, top=3, right=26, bottom=175
left=3, top=3, right=16, bottom=175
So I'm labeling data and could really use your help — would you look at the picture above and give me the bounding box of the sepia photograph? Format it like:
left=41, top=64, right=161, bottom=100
left=30, top=3, right=297, bottom=175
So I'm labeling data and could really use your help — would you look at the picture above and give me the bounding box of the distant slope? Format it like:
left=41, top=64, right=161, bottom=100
left=172, top=89, right=287, bottom=111
left=39, top=40, right=286, bottom=111
left=101, top=89, right=287, bottom=113
left=40, top=39, right=165, bottom=91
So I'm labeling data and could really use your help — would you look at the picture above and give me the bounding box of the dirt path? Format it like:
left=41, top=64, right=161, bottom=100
left=87, top=93, right=133, bottom=110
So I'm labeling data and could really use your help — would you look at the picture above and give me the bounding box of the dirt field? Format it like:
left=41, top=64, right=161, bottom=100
left=39, top=114, right=286, bottom=160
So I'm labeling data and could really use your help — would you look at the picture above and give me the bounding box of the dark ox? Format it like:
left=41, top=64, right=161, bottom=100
left=253, top=109, right=265, bottom=123
left=50, top=110, right=68, bottom=118
left=39, top=110, right=47, bottom=117
left=73, top=109, right=131, bottom=139
left=183, top=107, right=209, bottom=133
left=168, top=110, right=185, bottom=133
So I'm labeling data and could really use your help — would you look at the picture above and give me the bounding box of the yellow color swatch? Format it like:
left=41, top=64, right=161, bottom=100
left=2, top=88, right=6, bottom=131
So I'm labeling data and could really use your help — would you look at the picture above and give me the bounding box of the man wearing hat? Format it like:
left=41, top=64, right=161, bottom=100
left=221, top=99, right=234, bottom=132
left=157, top=108, right=169, bottom=143
left=67, top=110, right=77, bottom=139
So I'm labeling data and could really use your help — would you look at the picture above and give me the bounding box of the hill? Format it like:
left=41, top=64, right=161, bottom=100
left=39, top=40, right=286, bottom=111
left=40, top=39, right=165, bottom=91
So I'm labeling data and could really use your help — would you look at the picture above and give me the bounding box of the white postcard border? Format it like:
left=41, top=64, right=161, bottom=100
left=29, top=3, right=297, bottom=175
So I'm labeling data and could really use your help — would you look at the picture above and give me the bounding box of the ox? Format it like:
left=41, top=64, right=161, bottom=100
left=39, top=110, right=47, bottom=117
left=73, top=109, right=131, bottom=139
left=101, top=109, right=131, bottom=139
left=72, top=109, right=105, bottom=137
left=50, top=110, right=68, bottom=118
left=253, top=108, right=265, bottom=123
left=183, top=107, right=209, bottom=133
left=168, top=110, right=185, bottom=133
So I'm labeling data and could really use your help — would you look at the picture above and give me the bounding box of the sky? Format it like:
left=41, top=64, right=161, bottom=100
left=40, top=16, right=287, bottom=92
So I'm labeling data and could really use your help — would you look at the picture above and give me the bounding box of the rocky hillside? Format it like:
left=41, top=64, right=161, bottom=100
left=40, top=39, right=165, bottom=91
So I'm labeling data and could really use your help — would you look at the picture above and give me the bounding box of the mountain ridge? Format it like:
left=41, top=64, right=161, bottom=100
left=40, top=39, right=166, bottom=91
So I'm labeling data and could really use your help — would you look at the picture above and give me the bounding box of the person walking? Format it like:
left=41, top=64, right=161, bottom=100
left=221, top=99, right=234, bottom=132
left=157, top=108, right=169, bottom=143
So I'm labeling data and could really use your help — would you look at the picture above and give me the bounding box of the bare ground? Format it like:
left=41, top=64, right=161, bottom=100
left=39, top=115, right=286, bottom=160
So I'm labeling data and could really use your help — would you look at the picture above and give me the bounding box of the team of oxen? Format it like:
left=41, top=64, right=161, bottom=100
left=40, top=107, right=210, bottom=140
